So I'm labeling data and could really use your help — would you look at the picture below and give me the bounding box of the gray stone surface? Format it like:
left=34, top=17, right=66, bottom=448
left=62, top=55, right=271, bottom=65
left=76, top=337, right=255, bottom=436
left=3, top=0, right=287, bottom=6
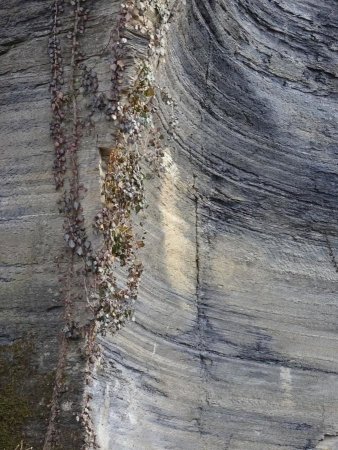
left=0, top=1, right=119, bottom=448
left=90, top=1, right=338, bottom=449
left=1, top=0, right=338, bottom=449
left=0, top=2, right=64, bottom=448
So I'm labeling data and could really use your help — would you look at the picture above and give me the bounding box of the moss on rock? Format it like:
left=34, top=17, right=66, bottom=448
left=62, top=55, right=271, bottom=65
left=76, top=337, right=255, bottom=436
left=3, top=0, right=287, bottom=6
left=0, top=339, right=55, bottom=450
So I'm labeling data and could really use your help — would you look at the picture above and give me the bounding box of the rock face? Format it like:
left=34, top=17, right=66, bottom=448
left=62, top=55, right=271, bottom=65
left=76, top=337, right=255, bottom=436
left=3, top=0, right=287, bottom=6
left=0, top=2, right=64, bottom=448
left=1, top=1, right=338, bottom=449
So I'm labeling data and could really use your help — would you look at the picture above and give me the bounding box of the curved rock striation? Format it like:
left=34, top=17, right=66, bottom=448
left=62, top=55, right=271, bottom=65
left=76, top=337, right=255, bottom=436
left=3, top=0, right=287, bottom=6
left=91, top=1, right=338, bottom=449
left=1, top=1, right=338, bottom=449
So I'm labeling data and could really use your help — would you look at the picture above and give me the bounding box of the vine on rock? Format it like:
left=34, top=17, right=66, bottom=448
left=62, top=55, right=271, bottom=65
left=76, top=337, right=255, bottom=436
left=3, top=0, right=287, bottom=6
left=49, top=0, right=66, bottom=189
left=87, top=0, right=175, bottom=336
left=46, top=0, right=92, bottom=448
left=48, top=0, right=176, bottom=447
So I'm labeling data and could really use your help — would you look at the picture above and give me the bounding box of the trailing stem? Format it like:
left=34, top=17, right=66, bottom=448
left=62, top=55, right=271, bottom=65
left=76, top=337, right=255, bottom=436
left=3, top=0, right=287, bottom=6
left=48, top=0, right=176, bottom=446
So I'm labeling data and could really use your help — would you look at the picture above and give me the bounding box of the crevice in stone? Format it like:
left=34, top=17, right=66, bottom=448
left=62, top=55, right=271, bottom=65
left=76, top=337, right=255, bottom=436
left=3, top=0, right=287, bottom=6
left=193, top=175, right=201, bottom=326
left=98, top=145, right=111, bottom=191
left=315, top=432, right=338, bottom=449
left=205, top=32, right=212, bottom=88
left=193, top=173, right=210, bottom=445
left=325, top=233, right=338, bottom=273
left=190, top=25, right=215, bottom=442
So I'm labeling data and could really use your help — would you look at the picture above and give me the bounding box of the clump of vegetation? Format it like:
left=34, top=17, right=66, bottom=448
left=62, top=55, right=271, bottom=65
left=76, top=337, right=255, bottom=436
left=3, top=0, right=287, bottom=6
left=47, top=0, right=176, bottom=446
left=86, top=0, right=174, bottom=336
left=90, top=146, right=145, bottom=334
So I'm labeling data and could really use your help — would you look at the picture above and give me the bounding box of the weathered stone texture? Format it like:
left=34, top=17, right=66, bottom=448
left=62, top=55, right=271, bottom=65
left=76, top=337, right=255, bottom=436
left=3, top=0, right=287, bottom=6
left=0, top=2, right=63, bottom=448
left=1, top=1, right=338, bottom=449
left=90, top=1, right=338, bottom=449
left=0, top=1, right=119, bottom=448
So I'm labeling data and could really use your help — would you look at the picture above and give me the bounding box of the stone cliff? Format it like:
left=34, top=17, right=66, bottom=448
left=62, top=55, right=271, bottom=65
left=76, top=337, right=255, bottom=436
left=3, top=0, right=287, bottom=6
left=1, top=1, right=338, bottom=449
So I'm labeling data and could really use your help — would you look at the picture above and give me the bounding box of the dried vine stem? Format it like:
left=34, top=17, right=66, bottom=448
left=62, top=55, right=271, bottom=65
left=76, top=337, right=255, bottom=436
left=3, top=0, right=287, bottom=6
left=46, top=0, right=91, bottom=447
left=43, top=262, right=72, bottom=450
left=49, top=0, right=67, bottom=188
left=81, top=3, right=177, bottom=440
left=47, top=0, right=176, bottom=447
left=86, top=0, right=175, bottom=336
left=62, top=0, right=90, bottom=265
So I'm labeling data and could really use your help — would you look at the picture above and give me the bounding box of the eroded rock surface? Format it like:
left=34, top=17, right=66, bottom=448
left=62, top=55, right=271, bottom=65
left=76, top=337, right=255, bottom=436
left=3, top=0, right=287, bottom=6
left=90, top=1, right=338, bottom=449
left=1, top=1, right=338, bottom=449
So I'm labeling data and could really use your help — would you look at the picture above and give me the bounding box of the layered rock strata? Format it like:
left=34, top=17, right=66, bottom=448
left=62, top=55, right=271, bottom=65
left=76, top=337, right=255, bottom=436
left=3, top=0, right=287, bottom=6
left=1, top=1, right=338, bottom=450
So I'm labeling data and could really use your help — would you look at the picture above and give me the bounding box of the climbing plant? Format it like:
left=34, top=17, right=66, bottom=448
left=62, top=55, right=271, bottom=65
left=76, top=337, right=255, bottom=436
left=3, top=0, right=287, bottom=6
left=87, top=0, right=174, bottom=335
left=48, top=0, right=176, bottom=446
